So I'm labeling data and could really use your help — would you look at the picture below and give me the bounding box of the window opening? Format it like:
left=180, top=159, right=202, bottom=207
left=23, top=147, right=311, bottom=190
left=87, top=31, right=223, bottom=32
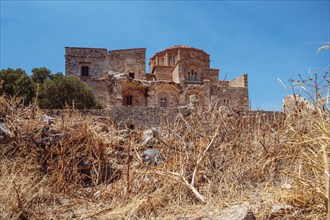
left=128, top=124, right=135, bottom=130
left=188, top=69, right=198, bottom=81
left=160, top=97, right=167, bottom=107
left=81, top=66, right=89, bottom=76
left=129, top=72, right=135, bottom=79
left=172, top=56, right=176, bottom=66
left=124, top=96, right=133, bottom=105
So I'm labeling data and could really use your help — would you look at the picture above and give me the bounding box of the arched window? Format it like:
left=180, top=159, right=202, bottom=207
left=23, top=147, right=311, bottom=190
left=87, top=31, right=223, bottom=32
left=160, top=97, right=167, bottom=107
left=172, top=56, right=176, bottom=66
left=188, top=69, right=198, bottom=81
left=124, top=95, right=133, bottom=105
left=224, top=98, right=229, bottom=106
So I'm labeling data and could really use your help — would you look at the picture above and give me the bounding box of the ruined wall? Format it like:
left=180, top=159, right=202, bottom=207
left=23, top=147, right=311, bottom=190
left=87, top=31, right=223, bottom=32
left=45, top=108, right=285, bottom=129
left=65, top=47, right=108, bottom=80
left=82, top=78, right=111, bottom=108
left=227, top=87, right=249, bottom=110
left=229, top=74, right=248, bottom=88
left=209, top=79, right=249, bottom=110
left=108, top=48, right=146, bottom=80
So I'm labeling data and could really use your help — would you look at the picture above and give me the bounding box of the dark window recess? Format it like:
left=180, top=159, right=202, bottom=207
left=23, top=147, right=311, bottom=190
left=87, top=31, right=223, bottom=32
left=128, top=124, right=135, bottom=130
left=160, top=97, right=167, bottom=107
left=129, top=72, right=135, bottom=79
left=124, top=96, right=133, bottom=105
left=81, top=66, right=89, bottom=76
left=188, top=69, right=198, bottom=81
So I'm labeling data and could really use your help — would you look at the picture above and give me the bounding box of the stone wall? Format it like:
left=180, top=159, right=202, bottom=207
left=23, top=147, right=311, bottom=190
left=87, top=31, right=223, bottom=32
left=229, top=74, right=248, bottom=88
left=108, top=48, right=146, bottom=80
left=65, top=47, right=109, bottom=80
left=45, top=107, right=285, bottom=129
left=152, top=66, right=173, bottom=81
left=83, top=78, right=111, bottom=108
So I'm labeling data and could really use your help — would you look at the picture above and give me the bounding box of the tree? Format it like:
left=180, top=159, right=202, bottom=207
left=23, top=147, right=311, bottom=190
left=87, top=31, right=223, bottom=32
left=31, top=67, right=52, bottom=84
left=52, top=72, right=64, bottom=81
left=0, top=68, right=35, bottom=103
left=14, top=74, right=35, bottom=104
left=0, top=68, right=26, bottom=95
left=39, top=76, right=98, bottom=109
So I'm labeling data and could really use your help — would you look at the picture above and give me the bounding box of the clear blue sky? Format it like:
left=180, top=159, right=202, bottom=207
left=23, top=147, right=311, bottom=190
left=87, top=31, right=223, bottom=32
left=1, top=1, right=329, bottom=110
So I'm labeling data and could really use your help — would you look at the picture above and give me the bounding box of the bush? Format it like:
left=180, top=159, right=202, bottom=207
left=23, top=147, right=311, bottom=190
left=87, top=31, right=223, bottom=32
left=38, top=75, right=98, bottom=109
left=0, top=68, right=35, bottom=104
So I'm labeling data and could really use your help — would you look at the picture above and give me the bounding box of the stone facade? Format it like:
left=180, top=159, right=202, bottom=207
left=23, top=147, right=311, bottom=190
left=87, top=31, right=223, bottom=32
left=65, top=45, right=249, bottom=110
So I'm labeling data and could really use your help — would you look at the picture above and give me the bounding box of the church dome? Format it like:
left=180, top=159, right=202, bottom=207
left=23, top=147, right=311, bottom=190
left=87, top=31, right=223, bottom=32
left=150, top=45, right=208, bottom=61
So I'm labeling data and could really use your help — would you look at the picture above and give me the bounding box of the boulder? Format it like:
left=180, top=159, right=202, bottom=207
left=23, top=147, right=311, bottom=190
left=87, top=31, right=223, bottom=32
left=142, top=148, right=162, bottom=166
left=141, top=128, right=158, bottom=147
left=42, top=114, right=56, bottom=125
left=0, top=122, right=14, bottom=143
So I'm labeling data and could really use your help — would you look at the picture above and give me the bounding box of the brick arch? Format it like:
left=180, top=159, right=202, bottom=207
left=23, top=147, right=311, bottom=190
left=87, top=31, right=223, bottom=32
left=178, top=59, right=205, bottom=82
left=154, top=84, right=180, bottom=108
left=121, top=82, right=147, bottom=106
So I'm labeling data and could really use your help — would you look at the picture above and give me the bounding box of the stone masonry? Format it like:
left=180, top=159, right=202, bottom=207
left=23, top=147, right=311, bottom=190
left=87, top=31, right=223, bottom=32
left=65, top=45, right=249, bottom=110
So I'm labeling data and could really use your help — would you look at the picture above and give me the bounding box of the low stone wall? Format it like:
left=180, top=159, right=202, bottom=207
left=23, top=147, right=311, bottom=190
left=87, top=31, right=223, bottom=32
left=44, top=107, right=285, bottom=129
left=111, top=106, right=179, bottom=127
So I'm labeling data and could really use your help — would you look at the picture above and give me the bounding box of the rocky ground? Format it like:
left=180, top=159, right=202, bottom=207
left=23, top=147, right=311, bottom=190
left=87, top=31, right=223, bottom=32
left=0, top=97, right=328, bottom=219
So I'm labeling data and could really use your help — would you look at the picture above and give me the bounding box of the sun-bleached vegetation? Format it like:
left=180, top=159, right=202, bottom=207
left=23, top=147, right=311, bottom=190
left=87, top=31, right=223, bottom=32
left=0, top=69, right=329, bottom=219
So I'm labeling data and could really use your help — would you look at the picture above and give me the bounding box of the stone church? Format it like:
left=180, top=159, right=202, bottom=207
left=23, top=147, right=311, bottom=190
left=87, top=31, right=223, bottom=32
left=65, top=45, right=249, bottom=110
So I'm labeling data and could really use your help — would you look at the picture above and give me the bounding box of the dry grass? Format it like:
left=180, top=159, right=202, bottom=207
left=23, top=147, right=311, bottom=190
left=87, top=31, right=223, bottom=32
left=0, top=82, right=329, bottom=219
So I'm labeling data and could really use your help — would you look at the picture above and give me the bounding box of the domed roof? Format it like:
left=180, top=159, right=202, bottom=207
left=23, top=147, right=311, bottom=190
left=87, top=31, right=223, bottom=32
left=166, top=45, right=194, bottom=50
left=151, top=45, right=208, bottom=59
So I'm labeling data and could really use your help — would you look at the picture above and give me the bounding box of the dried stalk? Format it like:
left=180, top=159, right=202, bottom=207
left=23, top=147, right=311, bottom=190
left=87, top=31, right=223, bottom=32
left=322, top=143, right=330, bottom=219
left=191, top=125, right=220, bottom=187
left=153, top=171, right=206, bottom=204
left=127, top=140, right=131, bottom=193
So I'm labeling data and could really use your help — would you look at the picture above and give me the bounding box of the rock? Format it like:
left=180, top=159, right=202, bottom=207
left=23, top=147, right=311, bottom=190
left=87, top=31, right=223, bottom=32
left=216, top=203, right=256, bottom=220
left=268, top=204, right=293, bottom=219
left=178, top=95, right=199, bottom=116
left=282, top=183, right=292, bottom=189
left=141, top=128, right=158, bottom=147
left=115, top=129, right=130, bottom=138
left=35, top=126, right=62, bottom=148
left=42, top=114, right=56, bottom=125
left=142, top=148, right=162, bottom=166
left=0, top=122, right=14, bottom=143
